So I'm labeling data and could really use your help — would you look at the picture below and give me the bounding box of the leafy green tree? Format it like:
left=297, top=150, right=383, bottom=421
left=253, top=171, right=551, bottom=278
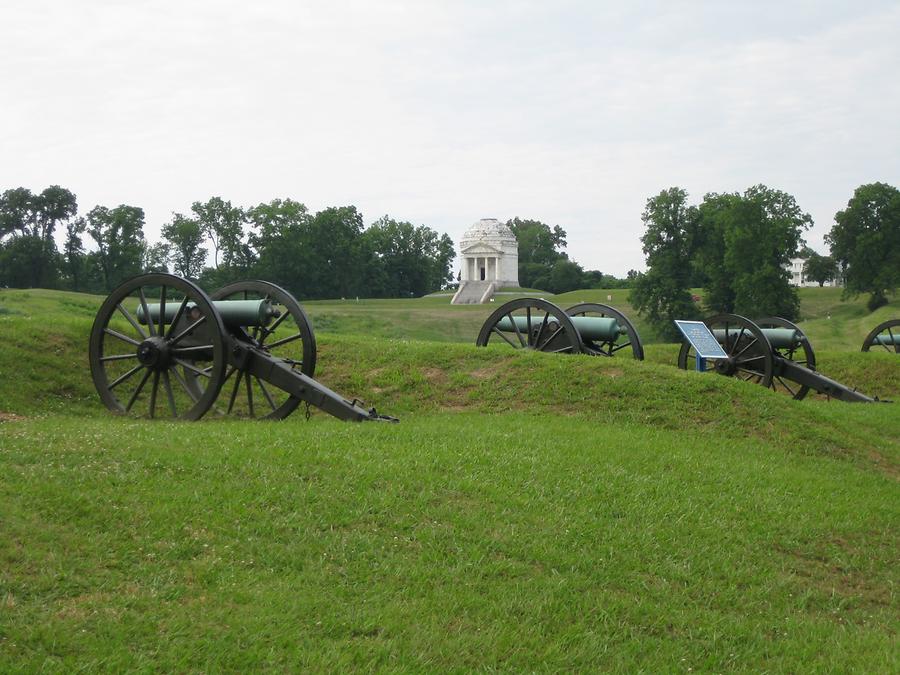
left=63, top=217, right=88, bottom=291
left=548, top=259, right=584, bottom=293
left=191, top=197, right=246, bottom=269
left=629, top=188, right=700, bottom=341
left=0, top=187, right=36, bottom=239
left=0, top=236, right=49, bottom=288
left=803, top=253, right=838, bottom=287
left=86, top=205, right=146, bottom=290
left=308, top=206, right=366, bottom=298
left=247, top=199, right=316, bottom=296
left=827, top=182, right=900, bottom=310
left=725, top=185, right=810, bottom=319
left=506, top=217, right=568, bottom=288
left=34, top=185, right=78, bottom=241
left=161, top=213, right=205, bottom=278
left=143, top=242, right=171, bottom=274
left=692, top=192, right=741, bottom=313
left=0, top=185, right=76, bottom=288
left=695, top=185, right=810, bottom=319
left=363, top=217, right=455, bottom=297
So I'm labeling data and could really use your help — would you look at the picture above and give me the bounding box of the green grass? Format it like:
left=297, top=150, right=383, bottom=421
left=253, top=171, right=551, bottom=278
left=0, top=286, right=898, bottom=671
left=2, top=414, right=897, bottom=671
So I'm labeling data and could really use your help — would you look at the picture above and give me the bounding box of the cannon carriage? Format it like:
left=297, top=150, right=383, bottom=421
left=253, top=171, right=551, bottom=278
left=475, top=297, right=644, bottom=359
left=677, top=314, right=885, bottom=402
left=89, top=274, right=396, bottom=422
left=861, top=319, right=900, bottom=353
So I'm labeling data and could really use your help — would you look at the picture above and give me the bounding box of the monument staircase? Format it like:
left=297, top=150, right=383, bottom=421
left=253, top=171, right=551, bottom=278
left=451, top=281, right=495, bottom=305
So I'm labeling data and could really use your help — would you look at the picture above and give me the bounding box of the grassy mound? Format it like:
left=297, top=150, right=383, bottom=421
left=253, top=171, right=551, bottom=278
left=1, top=286, right=898, bottom=670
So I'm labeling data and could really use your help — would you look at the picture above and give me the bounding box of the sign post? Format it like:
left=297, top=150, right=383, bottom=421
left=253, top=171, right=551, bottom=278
left=674, top=320, right=728, bottom=371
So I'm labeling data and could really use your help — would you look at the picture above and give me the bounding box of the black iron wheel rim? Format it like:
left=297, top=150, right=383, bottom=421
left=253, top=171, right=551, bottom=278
left=862, top=319, right=900, bottom=353
left=677, top=313, right=774, bottom=389
left=757, top=316, right=815, bottom=400
left=88, top=273, right=227, bottom=420
left=475, top=297, right=584, bottom=354
left=205, top=279, right=317, bottom=420
left=564, top=302, right=644, bottom=360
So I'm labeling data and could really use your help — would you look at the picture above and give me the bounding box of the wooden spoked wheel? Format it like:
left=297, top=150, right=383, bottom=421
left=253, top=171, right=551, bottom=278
left=475, top=298, right=584, bottom=354
left=88, top=273, right=228, bottom=420
left=677, top=314, right=774, bottom=389
left=757, top=316, right=815, bottom=400
left=862, top=319, right=900, bottom=353
left=565, top=302, right=644, bottom=359
left=197, top=280, right=317, bottom=420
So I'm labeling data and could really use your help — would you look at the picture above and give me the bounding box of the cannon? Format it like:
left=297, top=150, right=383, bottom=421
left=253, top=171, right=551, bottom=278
left=862, top=319, right=900, bottom=353
left=677, top=314, right=883, bottom=402
left=475, top=297, right=644, bottom=359
left=88, top=274, right=396, bottom=422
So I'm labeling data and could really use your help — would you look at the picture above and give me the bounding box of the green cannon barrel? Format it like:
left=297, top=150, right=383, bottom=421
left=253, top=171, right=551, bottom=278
left=872, top=334, right=900, bottom=345
left=712, top=327, right=801, bottom=349
left=496, top=315, right=625, bottom=342
left=137, top=300, right=278, bottom=327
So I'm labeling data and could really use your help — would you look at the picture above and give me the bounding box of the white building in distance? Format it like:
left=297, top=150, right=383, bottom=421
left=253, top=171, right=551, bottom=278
left=785, top=257, right=840, bottom=287
left=451, top=218, right=519, bottom=304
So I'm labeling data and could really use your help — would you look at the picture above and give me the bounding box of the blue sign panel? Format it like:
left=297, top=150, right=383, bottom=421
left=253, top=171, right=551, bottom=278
left=674, top=320, right=728, bottom=359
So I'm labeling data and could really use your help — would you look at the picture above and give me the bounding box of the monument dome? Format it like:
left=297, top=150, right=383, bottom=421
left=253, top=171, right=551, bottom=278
left=460, top=218, right=517, bottom=248
left=451, top=218, right=519, bottom=304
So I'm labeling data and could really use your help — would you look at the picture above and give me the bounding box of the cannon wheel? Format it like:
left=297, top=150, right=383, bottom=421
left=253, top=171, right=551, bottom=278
left=89, top=273, right=228, bottom=420
left=862, top=319, right=900, bottom=353
left=198, top=280, right=317, bottom=420
left=476, top=298, right=584, bottom=354
left=757, top=317, right=815, bottom=400
left=565, top=302, right=644, bottom=359
left=677, top=314, right=774, bottom=389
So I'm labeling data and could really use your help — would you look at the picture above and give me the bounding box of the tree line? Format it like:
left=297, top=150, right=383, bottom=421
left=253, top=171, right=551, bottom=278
left=0, top=188, right=456, bottom=299
left=630, top=182, right=900, bottom=340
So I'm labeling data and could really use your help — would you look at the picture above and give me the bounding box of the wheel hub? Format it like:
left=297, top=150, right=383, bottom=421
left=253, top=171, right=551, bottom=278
left=137, top=336, right=171, bottom=370
left=715, top=357, right=737, bottom=376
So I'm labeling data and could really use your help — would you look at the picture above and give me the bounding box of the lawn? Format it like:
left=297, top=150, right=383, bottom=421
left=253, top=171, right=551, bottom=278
left=0, top=286, right=897, bottom=671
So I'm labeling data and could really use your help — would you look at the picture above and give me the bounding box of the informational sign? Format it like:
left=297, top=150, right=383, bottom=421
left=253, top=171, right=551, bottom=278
left=674, top=320, right=728, bottom=359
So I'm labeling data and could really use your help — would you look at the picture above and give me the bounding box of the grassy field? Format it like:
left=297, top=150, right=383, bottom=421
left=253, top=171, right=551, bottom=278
left=0, top=286, right=898, bottom=671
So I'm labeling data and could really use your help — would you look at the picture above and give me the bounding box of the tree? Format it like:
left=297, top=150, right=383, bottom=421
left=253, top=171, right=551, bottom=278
left=0, top=185, right=76, bottom=288
left=34, top=186, right=78, bottom=242
left=247, top=199, right=315, bottom=296
left=0, top=187, right=36, bottom=240
left=629, top=188, right=700, bottom=341
left=506, top=217, right=568, bottom=288
left=191, top=197, right=245, bottom=269
left=161, top=213, right=205, bottom=278
left=0, top=236, right=48, bottom=288
left=693, top=192, right=741, bottom=313
left=308, top=206, right=366, bottom=298
left=143, top=242, right=171, bottom=274
left=86, top=204, right=146, bottom=290
left=725, top=185, right=810, bottom=319
left=827, top=182, right=900, bottom=311
left=695, top=185, right=810, bottom=320
left=362, top=217, right=455, bottom=297
left=63, top=217, right=87, bottom=291
left=803, top=253, right=838, bottom=287
left=548, top=259, right=584, bottom=294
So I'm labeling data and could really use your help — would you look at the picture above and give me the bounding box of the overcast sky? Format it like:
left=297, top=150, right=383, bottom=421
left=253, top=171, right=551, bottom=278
left=2, top=0, right=898, bottom=275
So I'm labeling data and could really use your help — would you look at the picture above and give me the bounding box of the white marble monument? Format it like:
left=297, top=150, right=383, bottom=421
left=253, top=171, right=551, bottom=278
left=451, top=218, right=519, bottom=304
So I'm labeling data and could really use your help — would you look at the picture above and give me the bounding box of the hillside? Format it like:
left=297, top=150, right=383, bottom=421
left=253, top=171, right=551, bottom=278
left=0, top=286, right=898, bottom=671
